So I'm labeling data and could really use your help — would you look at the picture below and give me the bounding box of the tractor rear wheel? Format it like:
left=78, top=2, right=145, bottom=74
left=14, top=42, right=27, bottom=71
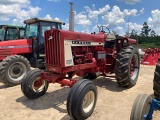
left=0, top=55, right=31, bottom=86
left=130, top=94, right=152, bottom=120
left=153, top=62, right=160, bottom=100
left=115, top=45, right=140, bottom=88
left=67, top=79, right=97, bottom=120
left=21, top=70, right=49, bottom=99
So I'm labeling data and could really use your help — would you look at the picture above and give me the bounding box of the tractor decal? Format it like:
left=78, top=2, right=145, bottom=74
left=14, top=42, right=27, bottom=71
left=0, top=45, right=32, bottom=49
left=72, top=41, right=91, bottom=45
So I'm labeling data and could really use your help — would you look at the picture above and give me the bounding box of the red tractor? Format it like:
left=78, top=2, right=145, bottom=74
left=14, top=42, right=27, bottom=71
left=0, top=18, right=64, bottom=86
left=21, top=26, right=140, bottom=120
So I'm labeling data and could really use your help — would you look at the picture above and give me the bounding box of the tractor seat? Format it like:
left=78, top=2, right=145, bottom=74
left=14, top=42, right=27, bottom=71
left=106, top=34, right=116, bottom=41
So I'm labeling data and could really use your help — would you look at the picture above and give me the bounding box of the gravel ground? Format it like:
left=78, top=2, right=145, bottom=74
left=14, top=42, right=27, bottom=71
left=0, top=64, right=159, bottom=120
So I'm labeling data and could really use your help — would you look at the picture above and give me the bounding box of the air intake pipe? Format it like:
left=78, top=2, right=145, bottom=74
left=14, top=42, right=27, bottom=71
left=69, top=2, right=75, bottom=31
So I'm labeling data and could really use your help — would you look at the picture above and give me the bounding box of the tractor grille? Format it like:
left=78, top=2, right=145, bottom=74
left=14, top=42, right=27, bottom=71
left=45, top=29, right=61, bottom=66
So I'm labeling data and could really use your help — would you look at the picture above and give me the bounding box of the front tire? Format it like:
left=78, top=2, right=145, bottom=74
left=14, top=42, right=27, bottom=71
left=0, top=55, right=31, bottom=86
left=21, top=70, right=49, bottom=99
left=67, top=79, right=97, bottom=120
left=115, top=45, right=140, bottom=87
left=130, top=94, right=152, bottom=120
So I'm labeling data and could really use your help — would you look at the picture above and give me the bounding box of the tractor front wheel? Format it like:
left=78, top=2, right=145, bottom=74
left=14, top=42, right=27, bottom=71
left=67, top=79, right=97, bottom=120
left=0, top=55, right=31, bottom=86
left=21, top=70, right=49, bottom=99
left=115, top=45, right=140, bottom=88
left=130, top=94, right=152, bottom=120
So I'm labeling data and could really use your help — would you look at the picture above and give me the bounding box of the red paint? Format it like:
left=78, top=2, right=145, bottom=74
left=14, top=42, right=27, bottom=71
left=0, top=39, right=32, bottom=60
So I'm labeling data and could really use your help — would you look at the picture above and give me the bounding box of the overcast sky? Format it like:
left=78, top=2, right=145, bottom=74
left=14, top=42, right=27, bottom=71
left=0, top=0, right=160, bottom=35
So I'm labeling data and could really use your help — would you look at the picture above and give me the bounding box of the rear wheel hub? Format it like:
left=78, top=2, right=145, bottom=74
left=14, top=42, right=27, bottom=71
left=8, top=62, right=27, bottom=82
left=13, top=67, right=21, bottom=74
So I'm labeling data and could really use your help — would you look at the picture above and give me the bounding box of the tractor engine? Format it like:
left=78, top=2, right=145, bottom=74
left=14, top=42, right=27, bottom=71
left=44, top=28, right=106, bottom=75
left=72, top=46, right=105, bottom=65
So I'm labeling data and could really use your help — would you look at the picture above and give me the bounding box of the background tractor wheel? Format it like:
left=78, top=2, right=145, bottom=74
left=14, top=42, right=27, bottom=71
left=130, top=94, right=152, bottom=120
left=153, top=62, right=160, bottom=100
left=115, top=45, right=140, bottom=88
left=67, top=79, right=97, bottom=120
left=21, top=70, right=49, bottom=99
left=0, top=55, right=31, bottom=86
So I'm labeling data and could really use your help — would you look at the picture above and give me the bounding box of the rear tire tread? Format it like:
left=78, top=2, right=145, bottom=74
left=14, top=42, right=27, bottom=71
left=153, top=62, right=160, bottom=100
left=115, top=45, right=140, bottom=88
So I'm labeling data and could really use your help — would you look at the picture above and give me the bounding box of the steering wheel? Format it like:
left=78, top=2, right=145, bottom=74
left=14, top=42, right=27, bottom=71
left=97, top=25, right=111, bottom=34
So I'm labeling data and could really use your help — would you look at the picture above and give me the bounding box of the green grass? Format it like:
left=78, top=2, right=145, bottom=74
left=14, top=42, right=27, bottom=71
left=138, top=43, right=160, bottom=49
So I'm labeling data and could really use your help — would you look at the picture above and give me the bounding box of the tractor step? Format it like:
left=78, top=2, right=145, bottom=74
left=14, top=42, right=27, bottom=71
left=106, top=64, right=112, bottom=66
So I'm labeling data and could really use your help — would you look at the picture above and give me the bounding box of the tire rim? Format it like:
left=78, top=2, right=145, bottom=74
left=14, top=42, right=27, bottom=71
left=32, top=77, right=45, bottom=93
left=82, top=91, right=95, bottom=113
left=130, top=54, right=139, bottom=81
left=8, top=62, right=27, bottom=82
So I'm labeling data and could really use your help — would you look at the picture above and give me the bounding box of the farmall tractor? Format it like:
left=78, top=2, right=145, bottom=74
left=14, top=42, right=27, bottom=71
left=0, top=18, right=64, bottom=86
left=21, top=26, right=140, bottom=120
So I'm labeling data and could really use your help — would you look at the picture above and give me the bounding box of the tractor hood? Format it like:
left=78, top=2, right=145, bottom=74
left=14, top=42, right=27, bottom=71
left=0, top=39, right=32, bottom=60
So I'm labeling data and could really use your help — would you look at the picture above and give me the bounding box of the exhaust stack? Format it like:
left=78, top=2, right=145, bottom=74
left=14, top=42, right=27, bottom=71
left=69, top=2, right=75, bottom=31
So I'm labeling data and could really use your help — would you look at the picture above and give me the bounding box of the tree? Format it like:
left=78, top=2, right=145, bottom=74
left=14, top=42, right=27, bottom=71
left=130, top=29, right=137, bottom=38
left=150, top=30, right=156, bottom=37
left=141, top=22, right=151, bottom=37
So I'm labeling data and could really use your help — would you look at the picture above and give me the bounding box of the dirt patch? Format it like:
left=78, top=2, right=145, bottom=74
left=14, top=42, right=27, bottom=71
left=0, top=65, right=159, bottom=120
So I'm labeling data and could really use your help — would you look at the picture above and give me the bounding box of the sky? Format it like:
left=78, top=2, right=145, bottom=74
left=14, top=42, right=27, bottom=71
left=0, top=0, right=160, bottom=36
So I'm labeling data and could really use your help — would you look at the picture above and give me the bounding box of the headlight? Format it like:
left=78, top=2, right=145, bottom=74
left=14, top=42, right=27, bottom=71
left=124, top=39, right=127, bottom=43
left=118, top=40, right=121, bottom=43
